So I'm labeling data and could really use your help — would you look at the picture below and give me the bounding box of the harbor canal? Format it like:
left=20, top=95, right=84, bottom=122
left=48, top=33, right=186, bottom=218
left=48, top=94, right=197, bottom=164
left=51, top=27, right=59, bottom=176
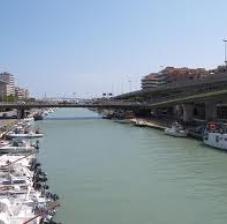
left=38, top=108, right=227, bottom=224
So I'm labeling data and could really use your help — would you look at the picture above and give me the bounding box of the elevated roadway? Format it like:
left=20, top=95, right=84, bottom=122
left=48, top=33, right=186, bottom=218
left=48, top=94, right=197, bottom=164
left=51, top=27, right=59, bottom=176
left=115, top=72, right=227, bottom=100
left=1, top=88, right=227, bottom=110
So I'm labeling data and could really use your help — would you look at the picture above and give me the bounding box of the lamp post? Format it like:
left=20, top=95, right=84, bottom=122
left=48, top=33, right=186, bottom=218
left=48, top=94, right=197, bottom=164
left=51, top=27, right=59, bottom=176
left=126, top=75, right=132, bottom=92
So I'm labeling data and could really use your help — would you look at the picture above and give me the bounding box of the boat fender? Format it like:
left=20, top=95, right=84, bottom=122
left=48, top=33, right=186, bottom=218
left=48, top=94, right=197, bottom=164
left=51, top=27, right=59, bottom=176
left=43, top=185, right=49, bottom=190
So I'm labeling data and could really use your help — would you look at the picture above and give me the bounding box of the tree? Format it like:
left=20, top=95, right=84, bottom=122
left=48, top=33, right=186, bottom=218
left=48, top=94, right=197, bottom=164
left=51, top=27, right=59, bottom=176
left=3, top=95, right=17, bottom=102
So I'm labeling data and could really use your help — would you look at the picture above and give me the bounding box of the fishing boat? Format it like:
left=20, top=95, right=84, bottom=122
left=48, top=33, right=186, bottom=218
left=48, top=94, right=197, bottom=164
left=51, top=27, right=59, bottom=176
left=0, top=196, right=59, bottom=224
left=134, top=119, right=147, bottom=127
left=6, top=132, right=43, bottom=139
left=22, top=117, right=34, bottom=127
left=0, top=166, right=59, bottom=223
left=48, top=108, right=55, bottom=113
left=43, top=110, right=49, bottom=116
left=0, top=140, right=38, bottom=154
left=0, top=120, right=60, bottom=223
left=203, top=122, right=227, bottom=150
left=6, top=127, right=43, bottom=139
left=164, top=122, right=188, bottom=137
left=33, top=112, right=44, bottom=121
left=0, top=155, right=35, bottom=172
left=23, top=117, right=34, bottom=123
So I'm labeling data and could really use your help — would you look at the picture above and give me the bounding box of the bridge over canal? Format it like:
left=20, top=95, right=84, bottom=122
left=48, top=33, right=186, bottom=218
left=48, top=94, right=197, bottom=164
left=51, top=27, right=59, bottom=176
left=2, top=87, right=227, bottom=121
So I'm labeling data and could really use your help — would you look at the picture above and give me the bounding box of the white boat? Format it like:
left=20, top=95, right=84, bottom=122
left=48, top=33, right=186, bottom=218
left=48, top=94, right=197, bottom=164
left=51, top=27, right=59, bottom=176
left=24, top=117, right=34, bottom=121
left=0, top=141, right=10, bottom=148
left=0, top=179, right=58, bottom=223
left=6, top=132, right=43, bottom=139
left=43, top=110, right=49, bottom=116
left=23, top=117, right=34, bottom=123
left=0, top=120, right=60, bottom=223
left=203, top=122, right=227, bottom=150
left=134, top=119, right=147, bottom=127
left=22, top=117, right=34, bottom=127
left=0, top=195, right=53, bottom=224
left=0, top=140, right=37, bottom=154
left=164, top=122, right=188, bottom=137
left=48, top=108, right=55, bottom=113
left=0, top=154, right=35, bottom=169
left=203, top=132, right=227, bottom=150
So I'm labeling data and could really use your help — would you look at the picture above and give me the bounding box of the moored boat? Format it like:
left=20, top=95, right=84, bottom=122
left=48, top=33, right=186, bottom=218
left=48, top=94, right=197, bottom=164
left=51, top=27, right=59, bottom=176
left=0, top=113, right=60, bottom=223
left=6, top=126, right=43, bottom=140
left=33, top=112, right=44, bottom=121
left=164, top=122, right=188, bottom=137
left=134, top=119, right=147, bottom=127
left=6, top=132, right=44, bottom=139
left=203, top=122, right=227, bottom=150
left=0, top=140, right=38, bottom=154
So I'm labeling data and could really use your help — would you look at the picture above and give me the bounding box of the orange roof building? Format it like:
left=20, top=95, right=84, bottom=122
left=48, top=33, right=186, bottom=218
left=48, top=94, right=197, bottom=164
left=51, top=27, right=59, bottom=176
left=141, top=67, right=209, bottom=90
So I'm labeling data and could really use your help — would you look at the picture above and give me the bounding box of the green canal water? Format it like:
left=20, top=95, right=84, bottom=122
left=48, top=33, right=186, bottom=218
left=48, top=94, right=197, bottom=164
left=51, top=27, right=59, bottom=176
left=38, top=108, right=227, bottom=224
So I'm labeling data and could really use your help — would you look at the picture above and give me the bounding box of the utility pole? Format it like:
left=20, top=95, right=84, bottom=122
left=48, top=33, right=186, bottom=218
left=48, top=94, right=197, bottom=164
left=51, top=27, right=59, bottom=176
left=111, top=83, right=114, bottom=96
left=223, top=39, right=227, bottom=69
left=120, top=81, right=124, bottom=94
left=126, top=75, right=132, bottom=92
left=128, top=79, right=132, bottom=92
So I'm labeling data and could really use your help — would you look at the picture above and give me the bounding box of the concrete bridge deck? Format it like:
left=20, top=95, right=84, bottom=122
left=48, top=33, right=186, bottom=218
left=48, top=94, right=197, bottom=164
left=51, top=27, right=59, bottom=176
left=116, top=72, right=227, bottom=100
left=1, top=88, right=227, bottom=110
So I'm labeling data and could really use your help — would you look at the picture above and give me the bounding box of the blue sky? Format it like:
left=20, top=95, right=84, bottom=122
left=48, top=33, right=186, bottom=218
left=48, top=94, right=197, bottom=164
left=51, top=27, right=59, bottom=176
left=0, top=0, right=227, bottom=97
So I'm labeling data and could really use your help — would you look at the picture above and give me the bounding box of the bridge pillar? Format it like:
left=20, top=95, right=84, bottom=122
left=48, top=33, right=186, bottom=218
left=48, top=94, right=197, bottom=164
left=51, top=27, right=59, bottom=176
left=17, top=108, right=25, bottom=119
left=173, top=105, right=182, bottom=119
left=150, top=108, right=158, bottom=117
left=182, top=104, right=194, bottom=122
left=205, top=102, right=217, bottom=121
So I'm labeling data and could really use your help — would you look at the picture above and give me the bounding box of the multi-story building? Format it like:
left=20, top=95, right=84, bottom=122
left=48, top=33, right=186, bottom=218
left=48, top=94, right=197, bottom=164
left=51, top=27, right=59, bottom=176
left=141, top=72, right=168, bottom=89
left=0, top=72, right=15, bottom=96
left=141, top=67, right=209, bottom=90
left=0, top=80, right=8, bottom=100
left=15, top=87, right=30, bottom=99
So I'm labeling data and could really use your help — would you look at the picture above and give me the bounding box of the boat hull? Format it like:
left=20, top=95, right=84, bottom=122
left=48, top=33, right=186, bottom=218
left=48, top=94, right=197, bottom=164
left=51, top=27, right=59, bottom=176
left=114, top=119, right=132, bottom=124
left=164, top=128, right=187, bottom=137
left=7, top=134, right=43, bottom=139
left=0, top=147, right=36, bottom=154
left=203, top=133, right=227, bottom=150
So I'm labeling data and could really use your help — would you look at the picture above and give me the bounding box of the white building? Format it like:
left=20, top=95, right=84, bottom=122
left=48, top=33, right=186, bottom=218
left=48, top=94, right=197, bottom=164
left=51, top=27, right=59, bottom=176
left=141, top=72, right=167, bottom=89
left=0, top=72, right=15, bottom=96
left=15, top=87, right=29, bottom=99
left=0, top=80, right=8, bottom=100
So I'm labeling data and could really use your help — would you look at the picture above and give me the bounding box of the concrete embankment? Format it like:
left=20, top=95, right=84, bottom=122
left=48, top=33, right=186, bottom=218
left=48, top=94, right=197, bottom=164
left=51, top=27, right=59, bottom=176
left=131, top=118, right=204, bottom=140
left=96, top=108, right=204, bottom=140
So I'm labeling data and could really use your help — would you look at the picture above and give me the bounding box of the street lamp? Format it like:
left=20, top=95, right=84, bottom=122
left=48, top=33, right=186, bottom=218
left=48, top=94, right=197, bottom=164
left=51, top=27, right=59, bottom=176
left=126, top=75, right=132, bottom=92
